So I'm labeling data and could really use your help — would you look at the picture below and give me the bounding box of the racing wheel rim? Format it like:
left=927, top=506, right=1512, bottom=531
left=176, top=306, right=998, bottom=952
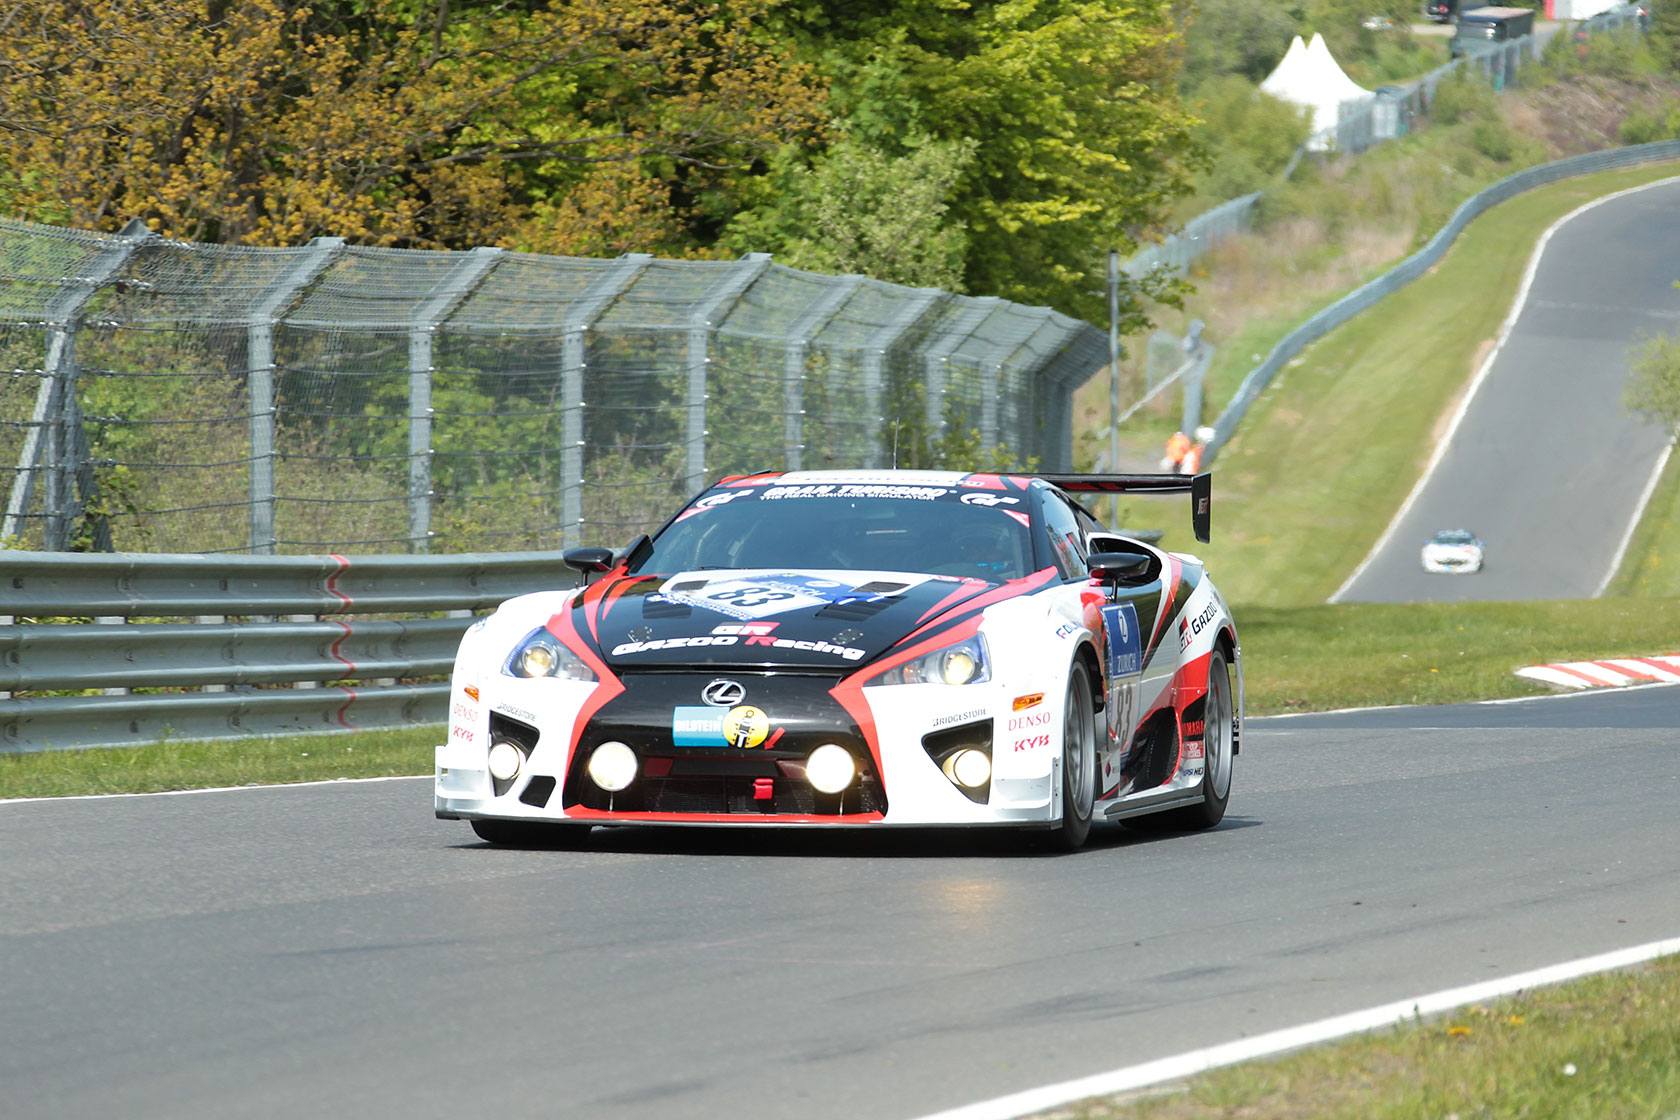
left=1065, top=668, right=1095, bottom=821
left=1207, top=652, right=1233, bottom=801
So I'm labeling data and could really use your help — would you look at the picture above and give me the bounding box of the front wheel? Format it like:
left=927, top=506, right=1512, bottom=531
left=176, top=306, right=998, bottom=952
left=1049, top=661, right=1097, bottom=850
left=470, top=818, right=592, bottom=847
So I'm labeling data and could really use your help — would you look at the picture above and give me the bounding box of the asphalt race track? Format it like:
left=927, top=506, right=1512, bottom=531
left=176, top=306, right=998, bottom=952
left=3, top=687, right=1677, bottom=1120
left=1337, top=175, right=1680, bottom=603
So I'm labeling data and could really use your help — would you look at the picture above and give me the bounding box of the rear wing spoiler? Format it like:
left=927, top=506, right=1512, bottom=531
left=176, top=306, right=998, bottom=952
left=1035, top=472, right=1211, bottom=543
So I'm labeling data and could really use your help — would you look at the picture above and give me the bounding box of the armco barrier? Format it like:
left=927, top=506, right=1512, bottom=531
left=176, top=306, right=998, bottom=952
left=0, top=550, right=578, bottom=752
left=1203, top=139, right=1680, bottom=465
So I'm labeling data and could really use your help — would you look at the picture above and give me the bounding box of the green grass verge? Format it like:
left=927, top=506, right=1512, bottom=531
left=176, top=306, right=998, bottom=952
left=1161, top=161, right=1680, bottom=607
left=1050, top=954, right=1680, bottom=1120
left=1604, top=447, right=1680, bottom=598
left=1241, top=598, right=1680, bottom=713
left=0, top=726, right=438, bottom=800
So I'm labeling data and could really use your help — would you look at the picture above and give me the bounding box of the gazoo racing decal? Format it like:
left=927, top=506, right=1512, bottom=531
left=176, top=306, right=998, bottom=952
left=1178, top=600, right=1219, bottom=650
left=647, top=572, right=920, bottom=622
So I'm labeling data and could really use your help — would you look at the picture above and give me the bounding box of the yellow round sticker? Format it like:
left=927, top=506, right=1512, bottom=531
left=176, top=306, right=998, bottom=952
left=721, top=705, right=771, bottom=749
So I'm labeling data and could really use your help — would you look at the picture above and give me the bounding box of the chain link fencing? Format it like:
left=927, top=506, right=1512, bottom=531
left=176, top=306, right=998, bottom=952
left=0, top=225, right=1108, bottom=555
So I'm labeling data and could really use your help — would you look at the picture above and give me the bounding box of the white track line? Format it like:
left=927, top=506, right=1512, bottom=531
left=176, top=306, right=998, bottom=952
left=907, top=936, right=1680, bottom=1120
left=1330, top=175, right=1680, bottom=604
left=1599, top=442, right=1674, bottom=596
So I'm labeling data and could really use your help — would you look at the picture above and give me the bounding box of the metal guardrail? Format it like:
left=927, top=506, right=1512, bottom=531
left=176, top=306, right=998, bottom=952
left=0, top=550, right=578, bottom=752
left=1202, top=139, right=1680, bottom=464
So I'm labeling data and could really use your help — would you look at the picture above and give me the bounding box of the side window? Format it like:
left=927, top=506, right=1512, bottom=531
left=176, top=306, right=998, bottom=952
left=1041, top=494, right=1088, bottom=581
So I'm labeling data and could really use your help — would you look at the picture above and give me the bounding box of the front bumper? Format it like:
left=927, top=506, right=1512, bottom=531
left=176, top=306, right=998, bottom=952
left=435, top=671, right=1060, bottom=828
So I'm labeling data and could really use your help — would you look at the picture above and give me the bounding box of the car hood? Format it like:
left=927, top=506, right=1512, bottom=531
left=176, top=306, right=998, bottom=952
left=577, top=569, right=997, bottom=671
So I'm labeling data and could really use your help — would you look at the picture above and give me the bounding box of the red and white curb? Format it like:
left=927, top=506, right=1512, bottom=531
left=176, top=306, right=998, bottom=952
left=1515, top=655, right=1680, bottom=690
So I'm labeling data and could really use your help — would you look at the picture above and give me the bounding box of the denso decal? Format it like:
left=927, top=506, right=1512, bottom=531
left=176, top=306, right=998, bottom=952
left=1007, top=710, right=1052, bottom=731
left=451, top=701, right=478, bottom=721
left=1013, top=733, right=1051, bottom=752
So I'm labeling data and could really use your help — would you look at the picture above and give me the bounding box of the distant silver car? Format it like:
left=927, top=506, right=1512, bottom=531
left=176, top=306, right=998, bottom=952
left=1421, top=529, right=1484, bottom=574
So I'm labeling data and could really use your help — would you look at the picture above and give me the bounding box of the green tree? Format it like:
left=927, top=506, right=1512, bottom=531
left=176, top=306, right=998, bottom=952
left=756, top=0, right=1202, bottom=327
left=1626, top=331, right=1680, bottom=438
left=0, top=0, right=825, bottom=252
left=1189, top=76, right=1313, bottom=199
left=1181, top=0, right=1303, bottom=87
left=722, top=132, right=977, bottom=289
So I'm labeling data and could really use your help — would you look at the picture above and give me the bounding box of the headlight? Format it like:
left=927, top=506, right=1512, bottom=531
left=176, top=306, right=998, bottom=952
left=504, top=627, right=596, bottom=681
left=806, top=744, right=856, bottom=794
left=878, top=634, right=990, bottom=686
left=587, top=741, right=638, bottom=792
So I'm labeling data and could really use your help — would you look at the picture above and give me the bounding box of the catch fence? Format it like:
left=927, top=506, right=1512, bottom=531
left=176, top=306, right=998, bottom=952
left=0, top=225, right=1107, bottom=556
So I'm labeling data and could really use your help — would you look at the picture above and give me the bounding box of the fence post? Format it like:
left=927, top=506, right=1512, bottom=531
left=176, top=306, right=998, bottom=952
left=246, top=237, right=343, bottom=554
left=919, top=298, right=999, bottom=453
left=559, top=254, right=651, bottom=549
left=862, top=289, right=945, bottom=467
left=4, top=219, right=154, bottom=550
left=685, top=255, right=772, bottom=494
left=779, top=275, right=863, bottom=473
left=406, top=247, right=503, bottom=553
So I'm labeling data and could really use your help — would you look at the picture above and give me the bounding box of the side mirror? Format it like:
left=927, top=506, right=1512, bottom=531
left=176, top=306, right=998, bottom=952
left=562, top=547, right=615, bottom=581
left=1089, top=551, right=1153, bottom=585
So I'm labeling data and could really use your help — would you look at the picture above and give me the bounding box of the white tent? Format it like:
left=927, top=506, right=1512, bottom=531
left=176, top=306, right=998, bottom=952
left=1260, top=33, right=1374, bottom=149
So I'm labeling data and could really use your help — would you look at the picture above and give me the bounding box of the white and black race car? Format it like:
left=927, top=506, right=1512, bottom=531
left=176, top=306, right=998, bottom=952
left=435, top=469, right=1241, bottom=849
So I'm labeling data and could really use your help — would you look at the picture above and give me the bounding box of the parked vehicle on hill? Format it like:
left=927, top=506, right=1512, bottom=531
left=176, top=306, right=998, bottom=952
left=1450, top=5, right=1536, bottom=55
left=1422, top=528, right=1485, bottom=574
left=435, top=469, right=1242, bottom=851
left=1424, top=0, right=1458, bottom=23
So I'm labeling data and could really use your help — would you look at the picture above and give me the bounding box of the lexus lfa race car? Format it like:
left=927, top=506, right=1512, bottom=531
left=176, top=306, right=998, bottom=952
left=435, top=470, right=1241, bottom=850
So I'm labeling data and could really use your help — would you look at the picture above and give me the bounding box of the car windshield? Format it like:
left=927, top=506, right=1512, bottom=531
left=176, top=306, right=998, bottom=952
left=631, top=484, right=1034, bottom=581
left=1432, top=530, right=1476, bottom=544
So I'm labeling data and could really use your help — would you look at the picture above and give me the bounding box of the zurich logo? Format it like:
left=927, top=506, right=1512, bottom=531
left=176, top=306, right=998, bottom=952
left=701, top=679, right=746, bottom=707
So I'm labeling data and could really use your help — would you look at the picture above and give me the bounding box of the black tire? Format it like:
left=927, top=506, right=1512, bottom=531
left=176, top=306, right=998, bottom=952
left=470, top=818, right=592, bottom=847
left=1151, top=648, right=1234, bottom=831
left=1049, top=660, right=1097, bottom=850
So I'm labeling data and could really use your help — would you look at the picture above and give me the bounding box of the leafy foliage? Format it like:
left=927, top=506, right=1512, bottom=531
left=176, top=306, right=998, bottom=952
left=1626, top=331, right=1680, bottom=438
left=0, top=0, right=825, bottom=251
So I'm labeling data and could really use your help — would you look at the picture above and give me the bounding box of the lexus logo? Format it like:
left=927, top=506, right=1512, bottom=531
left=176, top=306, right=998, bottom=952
left=701, top=679, right=746, bottom=707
